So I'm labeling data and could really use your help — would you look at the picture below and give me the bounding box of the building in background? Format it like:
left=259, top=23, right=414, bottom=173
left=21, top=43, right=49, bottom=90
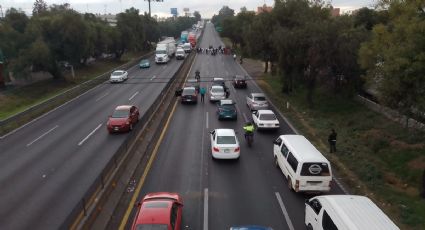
left=97, top=14, right=117, bottom=26
left=257, top=4, right=273, bottom=14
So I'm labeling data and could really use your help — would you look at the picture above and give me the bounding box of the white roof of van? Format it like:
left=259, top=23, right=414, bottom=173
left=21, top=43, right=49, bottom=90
left=280, top=135, right=329, bottom=163
left=315, top=195, right=399, bottom=230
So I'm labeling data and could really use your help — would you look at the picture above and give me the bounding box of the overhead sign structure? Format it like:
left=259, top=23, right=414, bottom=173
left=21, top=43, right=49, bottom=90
left=170, top=8, right=178, bottom=16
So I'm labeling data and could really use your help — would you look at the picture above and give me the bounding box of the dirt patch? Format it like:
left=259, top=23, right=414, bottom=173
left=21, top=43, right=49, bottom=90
left=384, top=173, right=419, bottom=197
left=408, top=156, right=425, bottom=170
left=390, top=140, right=425, bottom=150
left=362, top=129, right=392, bottom=140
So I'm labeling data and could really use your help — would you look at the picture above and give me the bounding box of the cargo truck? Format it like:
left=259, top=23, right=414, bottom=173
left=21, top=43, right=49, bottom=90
left=155, top=38, right=176, bottom=64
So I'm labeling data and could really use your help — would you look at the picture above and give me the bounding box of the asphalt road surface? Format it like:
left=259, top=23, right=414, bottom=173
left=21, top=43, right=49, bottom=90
left=125, top=22, right=345, bottom=230
left=0, top=46, right=189, bottom=229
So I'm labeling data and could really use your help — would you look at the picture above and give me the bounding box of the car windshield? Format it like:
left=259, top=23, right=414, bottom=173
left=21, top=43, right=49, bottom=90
left=136, top=224, right=168, bottom=230
left=260, top=114, right=276, bottom=120
left=112, top=109, right=129, bottom=118
left=211, top=87, right=224, bottom=93
left=221, top=104, right=235, bottom=109
left=217, top=135, right=236, bottom=144
left=182, top=88, right=196, bottom=95
left=213, top=80, right=224, bottom=85
left=254, top=96, right=266, bottom=101
left=156, top=50, right=166, bottom=54
left=141, top=60, right=148, bottom=64
left=112, top=71, right=123, bottom=76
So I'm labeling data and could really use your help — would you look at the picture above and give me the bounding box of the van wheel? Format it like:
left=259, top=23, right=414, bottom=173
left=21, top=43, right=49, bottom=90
left=274, top=156, right=279, bottom=168
left=288, top=178, right=293, bottom=191
left=306, top=224, right=313, bottom=230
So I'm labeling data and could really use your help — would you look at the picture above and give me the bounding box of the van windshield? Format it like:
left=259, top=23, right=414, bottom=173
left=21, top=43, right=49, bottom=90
left=156, top=50, right=166, bottom=55
left=300, top=162, right=330, bottom=176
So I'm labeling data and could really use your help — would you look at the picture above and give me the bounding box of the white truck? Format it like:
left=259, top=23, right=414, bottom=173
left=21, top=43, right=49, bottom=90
left=155, top=38, right=176, bottom=64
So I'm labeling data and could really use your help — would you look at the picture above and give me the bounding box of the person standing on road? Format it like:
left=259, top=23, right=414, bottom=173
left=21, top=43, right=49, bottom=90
left=200, top=87, right=206, bottom=102
left=328, top=129, right=337, bottom=153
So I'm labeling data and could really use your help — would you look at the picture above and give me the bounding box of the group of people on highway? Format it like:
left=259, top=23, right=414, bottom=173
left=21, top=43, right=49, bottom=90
left=196, top=45, right=231, bottom=55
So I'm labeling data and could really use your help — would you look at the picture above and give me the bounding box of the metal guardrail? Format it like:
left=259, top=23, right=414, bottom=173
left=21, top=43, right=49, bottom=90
left=61, top=50, right=198, bottom=229
left=0, top=51, right=154, bottom=136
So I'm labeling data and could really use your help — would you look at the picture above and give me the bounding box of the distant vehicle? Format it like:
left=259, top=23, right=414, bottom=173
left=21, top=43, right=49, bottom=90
left=155, top=38, right=176, bottom=64
left=185, top=79, right=200, bottom=92
left=273, top=135, right=332, bottom=193
left=131, top=192, right=183, bottom=230
left=110, top=70, right=128, bottom=83
left=180, top=31, right=188, bottom=43
left=233, top=75, right=247, bottom=88
left=246, top=93, right=269, bottom=110
left=230, top=226, right=273, bottom=230
left=107, top=105, right=139, bottom=133
left=209, top=85, right=226, bottom=102
left=217, top=99, right=237, bottom=120
left=305, top=195, right=400, bottom=230
left=210, top=129, right=240, bottom=159
left=188, top=32, right=197, bottom=47
left=139, top=59, right=150, bottom=68
left=180, top=87, right=198, bottom=104
left=252, top=110, right=279, bottom=129
left=183, top=43, right=192, bottom=53
left=212, top=77, right=229, bottom=93
left=176, top=48, right=185, bottom=60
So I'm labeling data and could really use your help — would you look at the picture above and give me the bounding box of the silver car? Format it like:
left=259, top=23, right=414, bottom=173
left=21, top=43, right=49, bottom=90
left=246, top=93, right=269, bottom=110
left=110, top=70, right=128, bottom=83
left=209, top=85, right=226, bottom=102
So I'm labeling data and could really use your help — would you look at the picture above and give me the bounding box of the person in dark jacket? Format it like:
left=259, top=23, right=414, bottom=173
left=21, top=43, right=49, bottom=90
left=328, top=129, right=337, bottom=153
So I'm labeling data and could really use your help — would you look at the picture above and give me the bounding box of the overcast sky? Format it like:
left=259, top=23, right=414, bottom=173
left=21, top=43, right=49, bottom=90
left=1, top=0, right=377, bottom=18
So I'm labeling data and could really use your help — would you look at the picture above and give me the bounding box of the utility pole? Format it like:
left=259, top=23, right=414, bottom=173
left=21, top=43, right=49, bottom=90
left=144, top=0, right=164, bottom=17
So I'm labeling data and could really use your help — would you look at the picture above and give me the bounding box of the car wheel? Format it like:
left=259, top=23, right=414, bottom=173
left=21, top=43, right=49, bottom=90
left=306, top=224, right=313, bottom=230
left=288, top=177, right=293, bottom=191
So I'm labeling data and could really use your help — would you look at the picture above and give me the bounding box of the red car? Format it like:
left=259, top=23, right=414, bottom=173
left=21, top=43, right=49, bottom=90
left=131, top=192, right=183, bottom=230
left=107, top=105, right=139, bottom=133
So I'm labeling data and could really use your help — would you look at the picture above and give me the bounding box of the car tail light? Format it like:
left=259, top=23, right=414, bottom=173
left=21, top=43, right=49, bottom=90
left=213, top=147, right=219, bottom=152
left=234, top=147, right=240, bottom=152
left=295, top=180, right=300, bottom=192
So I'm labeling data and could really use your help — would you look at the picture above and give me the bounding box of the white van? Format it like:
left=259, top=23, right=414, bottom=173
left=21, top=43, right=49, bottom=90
left=273, top=135, right=332, bottom=192
left=305, top=195, right=400, bottom=230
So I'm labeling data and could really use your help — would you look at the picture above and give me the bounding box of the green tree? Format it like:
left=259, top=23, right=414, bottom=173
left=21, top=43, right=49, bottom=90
left=359, top=0, right=425, bottom=121
left=4, top=8, right=29, bottom=33
left=33, top=0, right=48, bottom=16
left=193, top=11, right=201, bottom=21
left=211, top=6, right=235, bottom=28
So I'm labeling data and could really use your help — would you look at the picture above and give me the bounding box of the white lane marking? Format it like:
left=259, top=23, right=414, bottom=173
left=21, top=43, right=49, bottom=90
left=150, top=75, right=156, bottom=81
left=203, top=188, right=209, bottom=230
left=275, top=192, right=295, bottom=230
left=206, top=112, right=209, bottom=129
left=26, top=125, right=59, bottom=147
left=242, top=113, right=248, bottom=122
left=78, top=123, right=102, bottom=146
left=95, top=92, right=110, bottom=102
left=128, top=91, right=139, bottom=101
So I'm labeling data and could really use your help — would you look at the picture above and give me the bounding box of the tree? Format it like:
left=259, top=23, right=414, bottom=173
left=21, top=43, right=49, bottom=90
left=193, top=11, right=201, bottom=21
left=4, top=8, right=29, bottom=33
left=211, top=6, right=235, bottom=27
left=33, top=0, right=47, bottom=16
left=359, top=0, right=425, bottom=122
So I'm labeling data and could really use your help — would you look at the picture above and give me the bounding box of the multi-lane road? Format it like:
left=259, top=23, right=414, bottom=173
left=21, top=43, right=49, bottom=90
left=122, top=22, right=345, bottom=230
left=0, top=43, right=187, bottom=229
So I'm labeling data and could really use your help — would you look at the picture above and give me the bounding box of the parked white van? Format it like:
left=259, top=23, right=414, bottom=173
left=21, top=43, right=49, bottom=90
left=273, top=135, right=332, bottom=192
left=305, top=195, right=399, bottom=230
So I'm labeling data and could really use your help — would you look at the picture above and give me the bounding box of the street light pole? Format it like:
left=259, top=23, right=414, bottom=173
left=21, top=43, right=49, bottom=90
left=144, top=0, right=164, bottom=17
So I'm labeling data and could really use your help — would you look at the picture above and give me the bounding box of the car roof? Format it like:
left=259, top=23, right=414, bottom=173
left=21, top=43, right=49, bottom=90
left=177, top=48, right=184, bottom=51
left=183, top=86, right=196, bottom=90
left=141, top=59, right=149, bottom=61
left=279, top=135, right=329, bottom=163
left=215, top=129, right=236, bottom=136
left=113, top=70, right=125, bottom=73
left=314, top=195, right=399, bottom=230
left=251, top=93, right=265, bottom=97
left=257, top=110, right=274, bottom=115
left=134, top=192, right=181, bottom=226
left=187, top=79, right=198, bottom=83
left=234, top=75, right=246, bottom=79
left=213, top=77, right=224, bottom=81
left=115, top=105, right=132, bottom=110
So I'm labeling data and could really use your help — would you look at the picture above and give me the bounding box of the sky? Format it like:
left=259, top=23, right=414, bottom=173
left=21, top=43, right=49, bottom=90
left=0, top=0, right=377, bottom=18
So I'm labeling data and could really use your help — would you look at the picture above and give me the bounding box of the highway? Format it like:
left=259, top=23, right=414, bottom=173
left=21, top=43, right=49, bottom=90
left=123, top=22, right=345, bottom=229
left=0, top=46, right=187, bottom=229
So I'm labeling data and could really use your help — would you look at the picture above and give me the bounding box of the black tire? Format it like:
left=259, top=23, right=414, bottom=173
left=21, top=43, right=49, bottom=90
left=274, top=156, right=279, bottom=168
left=306, top=224, right=313, bottom=230
left=288, top=177, right=293, bottom=191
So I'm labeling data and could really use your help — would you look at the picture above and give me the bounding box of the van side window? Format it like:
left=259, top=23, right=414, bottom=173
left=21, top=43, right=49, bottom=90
left=310, top=199, right=322, bottom=214
left=287, top=152, right=298, bottom=172
left=281, top=144, right=289, bottom=158
left=322, top=210, right=338, bottom=230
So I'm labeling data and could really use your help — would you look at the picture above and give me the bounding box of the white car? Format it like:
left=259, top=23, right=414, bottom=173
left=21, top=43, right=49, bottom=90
left=246, top=93, right=269, bottom=110
left=209, top=85, right=226, bottom=102
left=252, top=110, right=279, bottom=129
left=210, top=129, right=240, bottom=159
left=110, top=70, right=128, bottom=83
